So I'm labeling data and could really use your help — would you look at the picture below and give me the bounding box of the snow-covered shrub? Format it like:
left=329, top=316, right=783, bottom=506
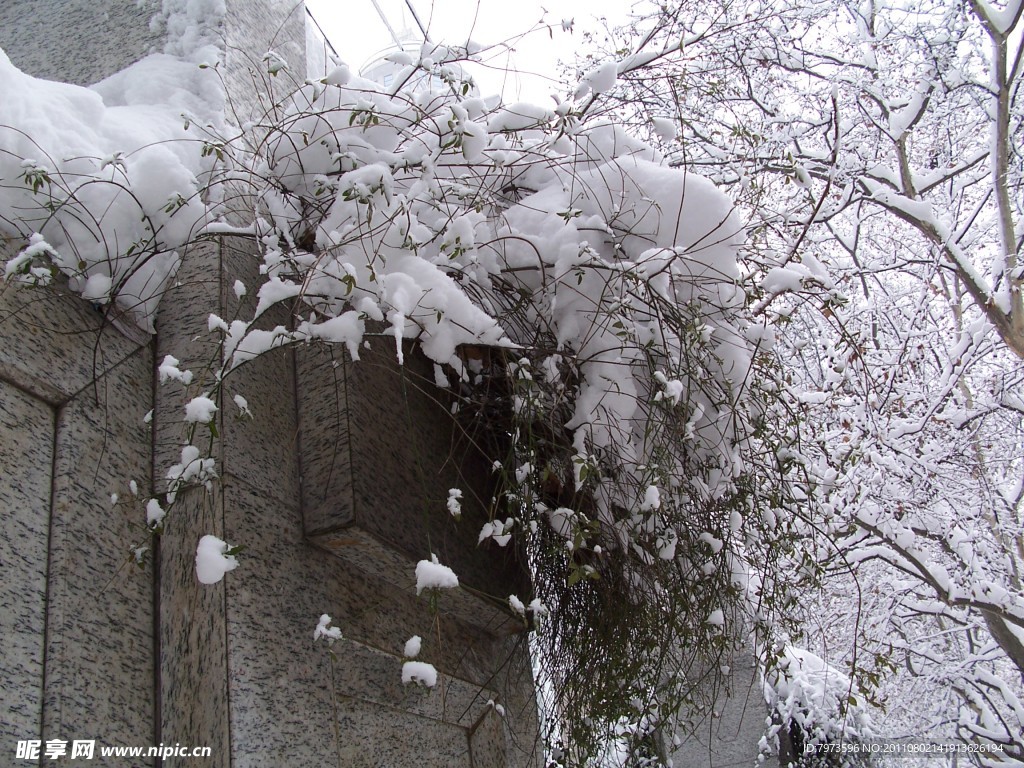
left=585, top=0, right=1024, bottom=759
left=1, top=40, right=816, bottom=764
left=234, top=54, right=812, bottom=760
left=762, top=647, right=874, bottom=767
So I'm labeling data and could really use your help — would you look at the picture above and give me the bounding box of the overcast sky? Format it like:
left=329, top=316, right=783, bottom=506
left=304, top=0, right=636, bottom=102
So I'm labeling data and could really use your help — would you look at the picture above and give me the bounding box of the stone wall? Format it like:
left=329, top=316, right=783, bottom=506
left=0, top=243, right=540, bottom=768
left=671, top=654, right=767, bottom=767
left=0, top=0, right=163, bottom=85
left=0, top=271, right=155, bottom=764
left=0, top=3, right=541, bottom=766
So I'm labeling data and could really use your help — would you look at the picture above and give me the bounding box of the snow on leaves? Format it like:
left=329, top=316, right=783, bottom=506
left=195, top=534, right=238, bottom=585
left=313, top=614, right=342, bottom=644
left=0, top=48, right=220, bottom=331
left=414, top=555, right=459, bottom=596
left=401, top=660, right=438, bottom=688
left=598, top=0, right=1024, bottom=754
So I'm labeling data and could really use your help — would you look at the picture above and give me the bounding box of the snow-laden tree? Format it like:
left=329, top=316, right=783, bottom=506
left=0, top=30, right=823, bottom=765
left=577, top=0, right=1024, bottom=760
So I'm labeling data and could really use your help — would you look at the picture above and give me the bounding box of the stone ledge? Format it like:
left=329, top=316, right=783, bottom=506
left=296, top=337, right=528, bottom=608
left=0, top=278, right=149, bottom=406
left=309, top=523, right=523, bottom=635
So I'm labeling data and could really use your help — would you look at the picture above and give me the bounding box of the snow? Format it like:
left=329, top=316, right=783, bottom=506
left=195, top=534, right=238, bottom=584
left=313, top=613, right=342, bottom=643
left=657, top=531, right=677, bottom=560
left=0, top=45, right=220, bottom=331
left=184, top=395, right=218, bottom=423
left=446, top=488, right=463, bottom=519
left=146, top=498, right=166, bottom=527
left=761, top=266, right=806, bottom=296
left=653, top=371, right=685, bottom=405
left=81, top=274, right=113, bottom=303
left=404, top=635, right=422, bottom=658
left=158, top=355, right=193, bottom=385
left=324, top=64, right=352, bottom=87
left=515, top=463, right=532, bottom=484
left=576, top=60, right=619, bottom=98
left=487, top=102, right=554, bottom=132
left=232, top=394, right=252, bottom=418
left=509, top=594, right=527, bottom=616
left=402, top=660, right=438, bottom=688
left=2, top=42, right=751, bottom=522
left=699, top=531, right=724, bottom=554
left=639, top=485, right=661, bottom=511
left=415, top=555, right=459, bottom=595
left=295, top=312, right=366, bottom=363
left=479, top=518, right=514, bottom=547
left=652, top=117, right=677, bottom=141
left=166, top=444, right=217, bottom=495
left=974, top=0, right=1023, bottom=34
left=886, top=86, right=929, bottom=140
left=157, top=0, right=226, bottom=62
left=763, top=646, right=874, bottom=747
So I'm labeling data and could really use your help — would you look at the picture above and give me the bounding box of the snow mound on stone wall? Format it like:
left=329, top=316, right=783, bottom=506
left=0, top=47, right=221, bottom=331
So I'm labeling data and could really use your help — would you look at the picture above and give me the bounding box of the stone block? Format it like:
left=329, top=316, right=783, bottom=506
left=43, top=344, right=154, bottom=757
left=296, top=337, right=527, bottom=609
left=0, top=280, right=147, bottom=405
left=334, top=694, right=472, bottom=768
left=0, top=0, right=163, bottom=85
left=158, top=483, right=232, bottom=768
left=218, top=474, right=509, bottom=765
left=153, top=244, right=232, bottom=765
left=495, top=638, right=544, bottom=768
left=219, top=473, right=511, bottom=690
left=218, top=480, right=337, bottom=767
left=151, top=240, right=225, bottom=502
left=470, top=707, right=507, bottom=768
left=326, top=637, right=497, bottom=729
left=219, top=344, right=299, bottom=505
left=156, top=241, right=234, bottom=768
left=0, top=381, right=53, bottom=745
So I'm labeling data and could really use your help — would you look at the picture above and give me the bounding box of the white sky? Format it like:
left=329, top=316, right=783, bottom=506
left=304, top=0, right=635, bottom=103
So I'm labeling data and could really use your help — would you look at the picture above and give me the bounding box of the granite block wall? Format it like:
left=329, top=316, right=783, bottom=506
left=222, top=0, right=308, bottom=122
left=296, top=339, right=527, bottom=602
left=151, top=231, right=541, bottom=767
left=2, top=0, right=545, bottom=762
left=0, top=231, right=542, bottom=768
left=0, top=0, right=163, bottom=85
left=0, top=275, right=155, bottom=767
left=0, top=380, right=53, bottom=749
